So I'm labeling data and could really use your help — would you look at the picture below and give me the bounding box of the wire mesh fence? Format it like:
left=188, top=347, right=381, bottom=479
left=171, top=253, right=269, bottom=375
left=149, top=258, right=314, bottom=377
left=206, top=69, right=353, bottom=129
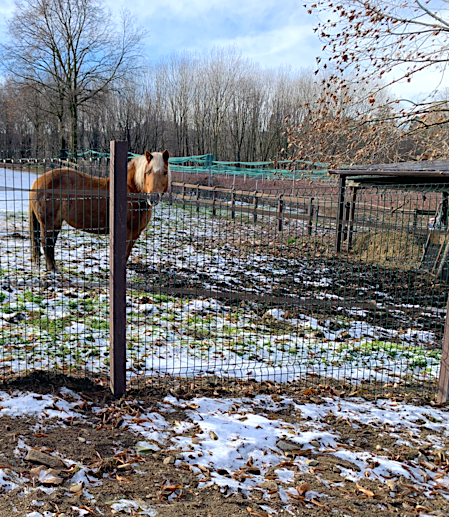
left=0, top=149, right=447, bottom=398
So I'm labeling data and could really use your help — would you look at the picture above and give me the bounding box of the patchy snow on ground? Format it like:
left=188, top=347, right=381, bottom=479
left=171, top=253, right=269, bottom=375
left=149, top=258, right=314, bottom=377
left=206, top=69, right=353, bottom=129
left=127, top=393, right=449, bottom=499
left=0, top=167, right=443, bottom=389
left=2, top=388, right=449, bottom=515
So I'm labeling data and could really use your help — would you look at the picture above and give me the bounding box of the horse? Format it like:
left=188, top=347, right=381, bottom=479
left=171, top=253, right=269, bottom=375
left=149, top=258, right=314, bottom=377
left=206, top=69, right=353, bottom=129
left=28, top=150, right=171, bottom=272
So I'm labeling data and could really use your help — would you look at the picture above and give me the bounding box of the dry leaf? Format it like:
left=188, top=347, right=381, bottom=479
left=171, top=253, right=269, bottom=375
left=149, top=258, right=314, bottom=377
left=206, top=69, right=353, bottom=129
left=70, top=482, right=83, bottom=493
left=311, top=498, right=328, bottom=508
left=356, top=483, right=375, bottom=497
left=42, top=476, right=64, bottom=485
left=416, top=505, right=433, bottom=512
left=30, top=466, right=46, bottom=479
left=296, top=482, right=311, bottom=495
left=246, top=507, right=269, bottom=517
left=117, top=463, right=132, bottom=470
left=116, top=474, right=133, bottom=483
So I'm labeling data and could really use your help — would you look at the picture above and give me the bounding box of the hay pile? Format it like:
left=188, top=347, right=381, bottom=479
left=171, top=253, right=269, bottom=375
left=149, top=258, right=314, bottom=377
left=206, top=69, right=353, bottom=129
left=353, top=230, right=425, bottom=270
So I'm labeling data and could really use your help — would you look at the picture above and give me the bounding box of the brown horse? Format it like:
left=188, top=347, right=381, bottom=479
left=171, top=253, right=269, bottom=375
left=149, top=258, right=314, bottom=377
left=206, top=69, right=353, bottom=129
left=29, top=150, right=171, bottom=272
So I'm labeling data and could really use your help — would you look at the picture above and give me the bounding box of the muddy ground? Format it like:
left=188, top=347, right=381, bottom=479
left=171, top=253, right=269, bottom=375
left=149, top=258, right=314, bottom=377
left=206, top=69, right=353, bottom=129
left=0, top=375, right=447, bottom=517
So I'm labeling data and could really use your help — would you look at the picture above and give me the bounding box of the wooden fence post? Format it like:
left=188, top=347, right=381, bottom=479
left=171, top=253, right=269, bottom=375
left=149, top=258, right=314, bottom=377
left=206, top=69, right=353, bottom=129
left=335, top=174, right=347, bottom=253
left=437, top=296, right=449, bottom=403
left=253, top=192, right=258, bottom=223
left=278, top=195, right=284, bottom=232
left=347, top=187, right=358, bottom=251
left=212, top=188, right=217, bottom=217
left=109, top=140, right=128, bottom=398
left=307, top=197, right=314, bottom=236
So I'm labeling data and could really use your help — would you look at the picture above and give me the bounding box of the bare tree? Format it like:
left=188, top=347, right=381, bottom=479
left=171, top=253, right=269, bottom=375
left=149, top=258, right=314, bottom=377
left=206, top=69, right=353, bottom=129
left=1, top=0, right=143, bottom=154
left=289, top=0, right=449, bottom=166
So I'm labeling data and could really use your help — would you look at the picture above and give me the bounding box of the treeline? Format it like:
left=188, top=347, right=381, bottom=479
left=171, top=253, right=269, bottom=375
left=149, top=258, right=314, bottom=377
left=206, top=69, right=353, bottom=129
left=0, top=47, right=319, bottom=161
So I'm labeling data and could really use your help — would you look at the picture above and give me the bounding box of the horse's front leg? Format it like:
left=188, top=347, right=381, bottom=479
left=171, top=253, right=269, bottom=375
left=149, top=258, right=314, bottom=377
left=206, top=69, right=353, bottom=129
left=125, top=237, right=134, bottom=261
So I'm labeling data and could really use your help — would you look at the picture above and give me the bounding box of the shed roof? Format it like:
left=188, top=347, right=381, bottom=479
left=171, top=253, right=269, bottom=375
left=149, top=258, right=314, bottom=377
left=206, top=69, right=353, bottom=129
left=330, top=159, right=449, bottom=185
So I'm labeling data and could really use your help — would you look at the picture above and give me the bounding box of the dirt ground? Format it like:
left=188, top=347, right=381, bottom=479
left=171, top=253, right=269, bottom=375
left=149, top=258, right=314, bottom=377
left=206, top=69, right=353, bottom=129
left=0, top=375, right=448, bottom=517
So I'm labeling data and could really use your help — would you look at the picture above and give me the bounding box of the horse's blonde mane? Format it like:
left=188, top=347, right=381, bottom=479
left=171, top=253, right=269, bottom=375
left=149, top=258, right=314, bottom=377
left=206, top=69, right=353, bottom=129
left=132, top=152, right=171, bottom=192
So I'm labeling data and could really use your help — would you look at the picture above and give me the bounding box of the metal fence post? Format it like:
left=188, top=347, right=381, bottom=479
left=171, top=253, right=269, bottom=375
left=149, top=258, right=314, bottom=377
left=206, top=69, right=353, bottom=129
left=109, top=140, right=128, bottom=397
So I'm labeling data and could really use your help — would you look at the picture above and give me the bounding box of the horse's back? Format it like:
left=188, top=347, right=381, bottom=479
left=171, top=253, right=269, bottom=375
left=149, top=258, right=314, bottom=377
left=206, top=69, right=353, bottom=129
left=31, top=168, right=109, bottom=195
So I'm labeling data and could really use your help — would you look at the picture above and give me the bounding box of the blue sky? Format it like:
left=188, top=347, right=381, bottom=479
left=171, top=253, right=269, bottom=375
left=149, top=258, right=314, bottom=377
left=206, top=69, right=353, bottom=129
left=0, top=0, right=446, bottom=98
left=117, top=0, right=321, bottom=70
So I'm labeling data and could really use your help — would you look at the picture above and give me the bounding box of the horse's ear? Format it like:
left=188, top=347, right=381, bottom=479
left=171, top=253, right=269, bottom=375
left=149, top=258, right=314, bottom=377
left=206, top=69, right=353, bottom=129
left=162, top=149, right=169, bottom=164
left=145, top=150, right=152, bottom=162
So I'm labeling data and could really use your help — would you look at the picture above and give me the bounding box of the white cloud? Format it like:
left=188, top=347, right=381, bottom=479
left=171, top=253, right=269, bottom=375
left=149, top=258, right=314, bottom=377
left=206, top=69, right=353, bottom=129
left=1, top=0, right=447, bottom=101
left=212, top=23, right=319, bottom=70
left=388, top=67, right=449, bottom=101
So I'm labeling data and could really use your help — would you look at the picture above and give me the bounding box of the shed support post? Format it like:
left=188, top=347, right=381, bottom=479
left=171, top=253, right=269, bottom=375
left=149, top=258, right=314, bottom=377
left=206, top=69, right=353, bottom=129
left=109, top=140, right=128, bottom=398
left=443, top=192, right=448, bottom=227
left=438, top=295, right=449, bottom=403
left=335, top=175, right=346, bottom=254
left=347, top=187, right=358, bottom=251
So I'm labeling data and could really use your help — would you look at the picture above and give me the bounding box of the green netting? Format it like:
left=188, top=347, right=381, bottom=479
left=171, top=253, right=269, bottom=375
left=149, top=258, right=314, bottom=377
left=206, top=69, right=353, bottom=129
left=166, top=154, right=332, bottom=181
left=0, top=149, right=333, bottom=181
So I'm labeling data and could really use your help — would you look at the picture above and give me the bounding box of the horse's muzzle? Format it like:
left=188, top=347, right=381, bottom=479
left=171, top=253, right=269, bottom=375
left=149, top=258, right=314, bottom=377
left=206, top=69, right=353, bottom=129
left=147, top=193, right=163, bottom=206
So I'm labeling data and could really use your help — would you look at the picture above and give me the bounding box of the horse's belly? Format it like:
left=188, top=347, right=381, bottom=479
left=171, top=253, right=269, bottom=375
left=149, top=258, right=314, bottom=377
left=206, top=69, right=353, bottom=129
left=63, top=199, right=109, bottom=233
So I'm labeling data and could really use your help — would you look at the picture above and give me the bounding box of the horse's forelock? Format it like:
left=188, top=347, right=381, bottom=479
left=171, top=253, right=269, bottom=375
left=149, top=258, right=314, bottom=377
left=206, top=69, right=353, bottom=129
left=132, top=153, right=170, bottom=192
left=132, top=155, right=147, bottom=192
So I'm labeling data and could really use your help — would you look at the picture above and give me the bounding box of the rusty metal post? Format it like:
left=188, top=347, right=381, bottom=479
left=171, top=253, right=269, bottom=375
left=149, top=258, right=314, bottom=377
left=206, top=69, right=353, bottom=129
left=109, top=140, right=128, bottom=398
left=437, top=296, right=449, bottom=403
left=231, top=189, right=236, bottom=220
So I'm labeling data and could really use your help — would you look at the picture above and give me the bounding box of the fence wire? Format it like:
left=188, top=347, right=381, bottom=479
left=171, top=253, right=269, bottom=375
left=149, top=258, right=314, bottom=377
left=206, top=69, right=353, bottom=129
left=0, top=154, right=446, bottom=397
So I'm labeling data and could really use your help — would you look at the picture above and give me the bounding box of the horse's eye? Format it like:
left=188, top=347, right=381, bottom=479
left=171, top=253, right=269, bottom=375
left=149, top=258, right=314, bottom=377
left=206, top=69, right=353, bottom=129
left=164, top=171, right=168, bottom=176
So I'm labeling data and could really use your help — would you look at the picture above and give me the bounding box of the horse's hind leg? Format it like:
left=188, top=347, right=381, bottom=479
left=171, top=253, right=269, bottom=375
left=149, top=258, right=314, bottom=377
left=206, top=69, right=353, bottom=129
left=40, top=218, right=62, bottom=273
left=44, top=229, right=61, bottom=272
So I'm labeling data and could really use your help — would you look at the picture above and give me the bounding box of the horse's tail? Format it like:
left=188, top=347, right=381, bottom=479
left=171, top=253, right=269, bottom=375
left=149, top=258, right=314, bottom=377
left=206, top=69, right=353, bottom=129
left=28, top=201, right=41, bottom=266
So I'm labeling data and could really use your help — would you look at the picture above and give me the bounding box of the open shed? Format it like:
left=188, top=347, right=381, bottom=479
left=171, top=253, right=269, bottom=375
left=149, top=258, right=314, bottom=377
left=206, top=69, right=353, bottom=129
left=331, top=160, right=449, bottom=276
left=331, top=160, right=449, bottom=403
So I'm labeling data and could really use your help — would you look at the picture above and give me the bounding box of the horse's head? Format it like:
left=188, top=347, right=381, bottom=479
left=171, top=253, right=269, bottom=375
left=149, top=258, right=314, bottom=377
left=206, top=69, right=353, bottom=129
left=132, top=150, right=171, bottom=204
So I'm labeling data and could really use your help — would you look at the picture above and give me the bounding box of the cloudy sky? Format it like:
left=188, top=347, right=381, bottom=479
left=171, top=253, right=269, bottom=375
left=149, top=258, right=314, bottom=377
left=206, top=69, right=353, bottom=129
left=0, top=0, right=446, bottom=99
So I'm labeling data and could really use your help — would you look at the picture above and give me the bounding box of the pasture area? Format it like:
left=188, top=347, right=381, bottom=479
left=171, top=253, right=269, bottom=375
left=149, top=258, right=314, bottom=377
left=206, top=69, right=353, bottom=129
left=0, top=164, right=449, bottom=516
left=0, top=165, right=445, bottom=397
